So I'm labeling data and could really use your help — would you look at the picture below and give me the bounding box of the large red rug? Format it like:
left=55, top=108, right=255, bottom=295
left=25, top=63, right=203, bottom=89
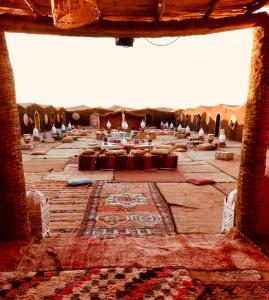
left=78, top=181, right=176, bottom=239
left=113, top=169, right=186, bottom=183
left=0, top=267, right=203, bottom=299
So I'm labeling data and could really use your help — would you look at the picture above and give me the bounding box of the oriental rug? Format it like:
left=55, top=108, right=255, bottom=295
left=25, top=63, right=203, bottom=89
left=197, top=281, right=269, bottom=299
left=78, top=181, right=176, bottom=239
left=0, top=268, right=203, bottom=300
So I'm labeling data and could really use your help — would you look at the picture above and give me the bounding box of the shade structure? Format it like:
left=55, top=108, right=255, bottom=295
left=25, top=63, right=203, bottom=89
left=51, top=0, right=100, bottom=29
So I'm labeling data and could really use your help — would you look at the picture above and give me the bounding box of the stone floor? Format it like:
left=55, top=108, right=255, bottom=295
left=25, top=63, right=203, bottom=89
left=1, top=129, right=269, bottom=298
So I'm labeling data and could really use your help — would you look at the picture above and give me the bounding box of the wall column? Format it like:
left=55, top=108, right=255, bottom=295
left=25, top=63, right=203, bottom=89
left=236, top=23, right=269, bottom=244
left=0, top=32, right=30, bottom=241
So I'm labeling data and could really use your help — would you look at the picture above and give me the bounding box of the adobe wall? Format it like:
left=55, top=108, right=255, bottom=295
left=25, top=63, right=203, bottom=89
left=66, top=108, right=112, bottom=127
left=99, top=112, right=122, bottom=129
left=175, top=104, right=245, bottom=141
left=125, top=113, right=143, bottom=130
left=132, top=109, right=175, bottom=128
left=17, top=104, right=60, bottom=135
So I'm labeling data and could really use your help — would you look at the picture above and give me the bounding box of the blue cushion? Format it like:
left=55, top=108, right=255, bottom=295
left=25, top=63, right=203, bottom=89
left=67, top=178, right=93, bottom=186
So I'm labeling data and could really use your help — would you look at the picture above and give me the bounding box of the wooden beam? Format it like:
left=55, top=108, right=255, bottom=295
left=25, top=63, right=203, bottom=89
left=245, top=0, right=269, bottom=15
left=24, top=0, right=47, bottom=16
left=0, top=7, right=35, bottom=16
left=0, top=13, right=267, bottom=38
left=156, top=0, right=166, bottom=21
left=204, top=0, right=220, bottom=18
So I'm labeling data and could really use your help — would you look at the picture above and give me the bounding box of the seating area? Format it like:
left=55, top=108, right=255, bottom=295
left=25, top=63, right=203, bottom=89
left=79, top=151, right=178, bottom=170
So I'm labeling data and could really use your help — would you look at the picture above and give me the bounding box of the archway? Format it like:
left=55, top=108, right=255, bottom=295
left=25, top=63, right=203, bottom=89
left=90, top=112, right=100, bottom=128
left=185, top=114, right=189, bottom=126
left=34, top=111, right=41, bottom=132
left=196, top=114, right=201, bottom=132
left=214, top=113, right=221, bottom=137
left=60, top=111, right=66, bottom=124
left=50, top=111, right=55, bottom=126
left=146, top=114, right=153, bottom=127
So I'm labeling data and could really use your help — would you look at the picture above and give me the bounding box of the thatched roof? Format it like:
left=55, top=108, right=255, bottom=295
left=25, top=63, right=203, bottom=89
left=0, top=1, right=269, bottom=38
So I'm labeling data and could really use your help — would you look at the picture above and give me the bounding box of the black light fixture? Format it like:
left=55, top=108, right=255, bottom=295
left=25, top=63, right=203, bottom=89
left=115, top=37, right=134, bottom=47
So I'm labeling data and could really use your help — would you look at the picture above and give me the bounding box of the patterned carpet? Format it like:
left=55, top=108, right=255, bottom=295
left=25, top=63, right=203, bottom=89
left=0, top=268, right=202, bottom=300
left=198, top=281, right=269, bottom=299
left=2, top=267, right=269, bottom=299
left=26, top=181, right=92, bottom=237
left=78, top=181, right=176, bottom=239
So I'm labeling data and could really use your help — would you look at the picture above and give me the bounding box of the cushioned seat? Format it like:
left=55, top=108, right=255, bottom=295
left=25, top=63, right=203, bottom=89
left=78, top=153, right=98, bottom=171
left=196, top=143, right=216, bottom=151
left=68, top=178, right=93, bottom=186
left=159, top=153, right=178, bottom=169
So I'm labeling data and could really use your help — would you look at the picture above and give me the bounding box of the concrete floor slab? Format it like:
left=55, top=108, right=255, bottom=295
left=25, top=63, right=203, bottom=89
left=44, top=164, right=114, bottom=181
left=183, top=172, right=236, bottom=182
left=209, top=160, right=240, bottom=179
left=175, top=152, right=192, bottom=162
left=178, top=164, right=220, bottom=173
left=213, top=182, right=238, bottom=196
left=46, top=148, right=82, bottom=159
left=184, top=151, right=217, bottom=161
left=178, top=160, right=208, bottom=165
left=23, top=159, right=69, bottom=173
left=55, top=141, right=90, bottom=149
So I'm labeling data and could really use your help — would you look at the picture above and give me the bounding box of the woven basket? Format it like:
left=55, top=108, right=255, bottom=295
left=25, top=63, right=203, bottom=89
left=51, top=0, right=100, bottom=29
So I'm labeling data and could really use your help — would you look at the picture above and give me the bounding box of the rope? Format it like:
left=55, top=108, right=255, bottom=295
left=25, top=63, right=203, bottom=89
left=145, top=37, right=179, bottom=47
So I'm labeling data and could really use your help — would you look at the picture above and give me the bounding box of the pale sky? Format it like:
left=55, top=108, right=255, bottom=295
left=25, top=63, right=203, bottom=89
left=6, top=29, right=253, bottom=109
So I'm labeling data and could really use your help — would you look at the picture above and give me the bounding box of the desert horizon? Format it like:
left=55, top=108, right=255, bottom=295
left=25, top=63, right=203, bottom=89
left=17, top=102, right=243, bottom=112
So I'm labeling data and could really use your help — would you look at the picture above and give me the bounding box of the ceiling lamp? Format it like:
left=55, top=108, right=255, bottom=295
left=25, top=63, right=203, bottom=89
left=51, top=0, right=100, bottom=29
left=115, top=38, right=134, bottom=47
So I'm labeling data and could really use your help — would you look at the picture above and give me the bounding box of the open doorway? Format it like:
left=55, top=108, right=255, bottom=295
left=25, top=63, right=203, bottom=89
left=60, top=111, right=66, bottom=125
left=34, top=111, right=41, bottom=132
left=146, top=114, right=153, bottom=127
left=50, top=111, right=55, bottom=126
left=214, top=113, right=221, bottom=136
left=196, top=114, right=201, bottom=132
left=90, top=112, right=100, bottom=128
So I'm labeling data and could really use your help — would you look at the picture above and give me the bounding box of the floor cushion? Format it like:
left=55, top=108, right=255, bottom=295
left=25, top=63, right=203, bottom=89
left=106, top=149, right=127, bottom=156
left=185, top=178, right=216, bottom=185
left=82, top=149, right=96, bottom=155
left=174, top=143, right=188, bottom=150
left=151, top=148, right=170, bottom=155
left=196, top=143, right=216, bottom=151
left=68, top=178, right=93, bottom=186
left=131, top=149, right=146, bottom=156
left=62, top=137, right=74, bottom=143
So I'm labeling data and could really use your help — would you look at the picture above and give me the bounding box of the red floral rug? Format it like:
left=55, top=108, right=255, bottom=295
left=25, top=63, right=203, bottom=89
left=0, top=267, right=203, bottom=300
left=197, top=281, right=269, bottom=299
left=78, top=181, right=176, bottom=239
